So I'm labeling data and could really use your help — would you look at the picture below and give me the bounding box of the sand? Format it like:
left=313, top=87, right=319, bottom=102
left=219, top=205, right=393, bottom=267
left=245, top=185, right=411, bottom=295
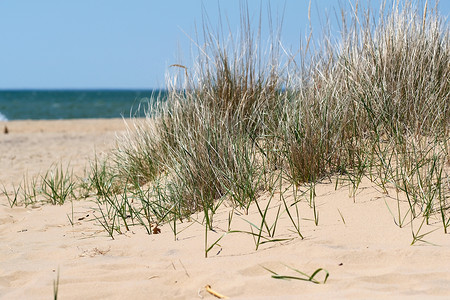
left=1, top=119, right=449, bottom=299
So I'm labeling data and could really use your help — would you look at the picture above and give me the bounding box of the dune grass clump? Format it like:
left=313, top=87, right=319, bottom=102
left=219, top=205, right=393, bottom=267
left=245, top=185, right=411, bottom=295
left=2, top=163, right=77, bottom=207
left=95, top=1, right=450, bottom=244
left=110, top=6, right=286, bottom=217
left=108, top=0, right=448, bottom=229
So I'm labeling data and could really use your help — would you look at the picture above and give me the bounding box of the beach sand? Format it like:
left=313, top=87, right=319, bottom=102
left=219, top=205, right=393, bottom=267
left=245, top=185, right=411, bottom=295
left=1, top=119, right=449, bottom=299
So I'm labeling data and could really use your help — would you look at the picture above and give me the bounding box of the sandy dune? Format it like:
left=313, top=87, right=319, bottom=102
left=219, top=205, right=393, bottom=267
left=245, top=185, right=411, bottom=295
left=1, top=119, right=449, bottom=299
left=0, top=119, right=125, bottom=191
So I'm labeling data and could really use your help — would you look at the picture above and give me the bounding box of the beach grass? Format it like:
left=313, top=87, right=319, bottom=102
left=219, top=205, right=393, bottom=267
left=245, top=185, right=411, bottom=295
left=98, top=0, right=448, bottom=243
left=262, top=264, right=330, bottom=284
left=2, top=163, right=77, bottom=207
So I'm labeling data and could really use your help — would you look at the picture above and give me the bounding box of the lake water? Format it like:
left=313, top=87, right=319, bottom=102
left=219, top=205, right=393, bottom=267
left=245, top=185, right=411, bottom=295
left=0, top=90, right=166, bottom=120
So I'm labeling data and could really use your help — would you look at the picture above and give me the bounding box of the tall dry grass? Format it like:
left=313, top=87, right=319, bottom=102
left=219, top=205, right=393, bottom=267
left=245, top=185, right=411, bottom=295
left=106, top=0, right=448, bottom=224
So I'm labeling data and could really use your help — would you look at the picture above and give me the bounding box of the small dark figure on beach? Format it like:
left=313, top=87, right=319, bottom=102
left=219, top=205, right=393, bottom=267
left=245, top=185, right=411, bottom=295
left=4, top=126, right=8, bottom=134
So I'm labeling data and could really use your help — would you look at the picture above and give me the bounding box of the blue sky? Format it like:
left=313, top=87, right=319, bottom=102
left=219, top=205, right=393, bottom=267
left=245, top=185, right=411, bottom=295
left=0, top=0, right=448, bottom=89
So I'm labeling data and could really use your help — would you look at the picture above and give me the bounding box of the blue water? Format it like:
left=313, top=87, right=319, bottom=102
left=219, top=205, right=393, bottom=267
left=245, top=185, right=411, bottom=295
left=0, top=90, right=166, bottom=120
